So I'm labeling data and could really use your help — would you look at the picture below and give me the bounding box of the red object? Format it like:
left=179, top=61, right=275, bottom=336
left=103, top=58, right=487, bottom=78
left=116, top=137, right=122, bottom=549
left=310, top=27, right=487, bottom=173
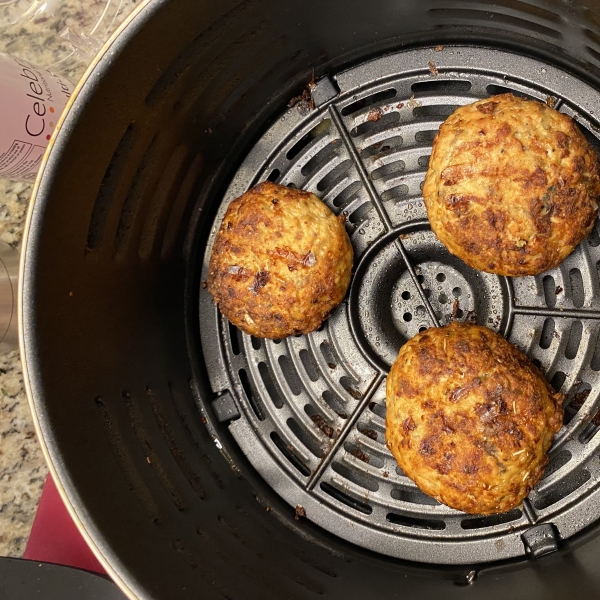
left=24, top=475, right=106, bottom=574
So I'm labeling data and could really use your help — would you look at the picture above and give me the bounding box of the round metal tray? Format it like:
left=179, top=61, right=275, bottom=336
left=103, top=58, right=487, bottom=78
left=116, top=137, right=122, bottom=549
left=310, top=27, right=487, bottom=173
left=199, top=46, right=600, bottom=565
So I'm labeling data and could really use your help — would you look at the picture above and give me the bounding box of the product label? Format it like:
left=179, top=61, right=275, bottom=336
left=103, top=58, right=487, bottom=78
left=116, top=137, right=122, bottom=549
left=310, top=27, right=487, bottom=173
left=0, top=53, right=73, bottom=182
left=0, top=140, right=45, bottom=180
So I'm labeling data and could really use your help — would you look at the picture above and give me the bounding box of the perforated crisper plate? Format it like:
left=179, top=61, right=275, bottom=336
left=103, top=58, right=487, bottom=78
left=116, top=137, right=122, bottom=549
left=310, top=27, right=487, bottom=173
left=199, top=47, right=600, bottom=564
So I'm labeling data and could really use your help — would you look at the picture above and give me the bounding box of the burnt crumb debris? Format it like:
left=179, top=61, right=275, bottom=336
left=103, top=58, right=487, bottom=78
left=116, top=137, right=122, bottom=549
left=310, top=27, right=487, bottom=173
left=546, top=96, right=557, bottom=109
left=434, top=44, right=444, bottom=52
left=555, top=286, right=563, bottom=294
left=360, top=428, right=378, bottom=441
left=570, top=387, right=591, bottom=411
left=288, top=87, right=312, bottom=109
left=311, top=414, right=335, bottom=438
left=348, top=447, right=370, bottom=463
left=465, top=310, right=477, bottom=323
left=367, top=108, right=383, bottom=122
left=407, top=95, right=422, bottom=109
left=396, top=102, right=404, bottom=109
left=343, top=384, right=362, bottom=400
left=452, top=298, right=460, bottom=319
left=288, top=71, right=316, bottom=113
left=200, top=280, right=207, bottom=289
left=569, top=386, right=600, bottom=426
left=295, top=505, right=307, bottom=521
left=428, top=60, right=439, bottom=76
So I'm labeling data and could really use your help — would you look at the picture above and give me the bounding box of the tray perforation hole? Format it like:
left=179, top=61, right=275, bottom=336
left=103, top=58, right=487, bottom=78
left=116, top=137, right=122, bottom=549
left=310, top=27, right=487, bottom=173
left=322, top=390, right=348, bottom=419
left=411, top=79, right=472, bottom=95
left=278, top=355, right=303, bottom=396
left=570, top=269, right=584, bottom=308
left=418, top=155, right=430, bottom=169
left=372, top=159, right=405, bottom=181
left=542, top=450, right=572, bottom=480
left=258, top=362, right=283, bottom=409
left=348, top=202, right=374, bottom=225
left=266, top=168, right=280, bottom=183
left=486, top=84, right=536, bottom=99
left=340, top=375, right=362, bottom=400
left=565, top=320, right=583, bottom=359
left=587, top=222, right=600, bottom=247
left=344, top=441, right=384, bottom=469
left=332, top=460, right=379, bottom=491
left=543, top=275, right=557, bottom=308
left=317, top=159, right=353, bottom=192
left=320, top=341, right=339, bottom=370
left=304, top=405, right=336, bottom=438
left=360, top=136, right=403, bottom=160
left=591, top=331, right=600, bottom=371
left=386, top=512, right=446, bottom=530
left=239, top=368, right=265, bottom=421
left=551, top=370, right=566, bottom=391
left=579, top=419, right=600, bottom=444
left=368, top=401, right=386, bottom=420
left=460, top=509, right=521, bottom=530
left=533, top=468, right=591, bottom=510
left=341, top=88, right=397, bottom=116
left=415, top=130, right=437, bottom=144
left=381, top=185, right=409, bottom=202
left=352, top=112, right=400, bottom=138
left=228, top=322, right=241, bottom=354
left=357, top=422, right=382, bottom=444
left=301, top=141, right=341, bottom=177
left=287, top=417, right=324, bottom=458
left=391, top=487, right=440, bottom=506
left=320, top=482, right=372, bottom=514
left=539, top=318, right=555, bottom=350
left=286, top=118, right=332, bottom=160
left=332, top=181, right=361, bottom=208
left=299, top=349, right=320, bottom=382
left=566, top=382, right=591, bottom=426
left=270, top=431, right=310, bottom=476
left=412, top=104, right=457, bottom=119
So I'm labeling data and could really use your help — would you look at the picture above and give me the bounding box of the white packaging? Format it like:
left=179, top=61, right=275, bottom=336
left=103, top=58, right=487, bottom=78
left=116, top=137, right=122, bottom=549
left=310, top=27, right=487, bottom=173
left=0, top=52, right=73, bottom=182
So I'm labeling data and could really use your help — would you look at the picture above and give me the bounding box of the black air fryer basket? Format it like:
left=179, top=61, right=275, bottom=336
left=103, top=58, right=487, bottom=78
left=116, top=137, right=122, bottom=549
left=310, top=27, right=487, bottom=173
left=20, top=0, right=600, bottom=598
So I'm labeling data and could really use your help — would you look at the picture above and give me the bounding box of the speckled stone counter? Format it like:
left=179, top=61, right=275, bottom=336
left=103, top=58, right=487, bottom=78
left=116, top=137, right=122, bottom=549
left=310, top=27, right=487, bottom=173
left=0, top=0, right=137, bottom=557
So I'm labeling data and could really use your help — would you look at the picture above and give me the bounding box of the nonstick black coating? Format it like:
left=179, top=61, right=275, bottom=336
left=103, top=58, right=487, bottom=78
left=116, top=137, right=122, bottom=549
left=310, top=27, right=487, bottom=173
left=21, top=0, right=600, bottom=598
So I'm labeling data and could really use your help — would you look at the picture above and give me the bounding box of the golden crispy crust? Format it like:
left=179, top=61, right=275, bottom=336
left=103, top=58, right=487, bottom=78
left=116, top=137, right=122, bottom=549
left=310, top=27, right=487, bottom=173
left=208, top=182, right=353, bottom=338
left=423, top=94, right=600, bottom=276
left=385, top=322, right=564, bottom=514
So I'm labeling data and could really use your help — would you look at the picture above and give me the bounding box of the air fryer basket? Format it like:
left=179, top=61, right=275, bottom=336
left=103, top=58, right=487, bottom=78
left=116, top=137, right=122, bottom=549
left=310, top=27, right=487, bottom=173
left=20, top=0, right=600, bottom=598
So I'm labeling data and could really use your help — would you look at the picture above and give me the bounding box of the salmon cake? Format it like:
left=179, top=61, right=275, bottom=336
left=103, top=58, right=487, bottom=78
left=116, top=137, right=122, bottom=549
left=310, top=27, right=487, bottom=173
left=423, top=93, right=600, bottom=276
left=208, top=182, right=353, bottom=339
left=385, top=322, right=564, bottom=514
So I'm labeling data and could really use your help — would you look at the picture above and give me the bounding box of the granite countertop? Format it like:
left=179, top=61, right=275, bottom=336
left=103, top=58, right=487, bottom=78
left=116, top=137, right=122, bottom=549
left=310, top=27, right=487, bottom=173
left=0, top=0, right=138, bottom=557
